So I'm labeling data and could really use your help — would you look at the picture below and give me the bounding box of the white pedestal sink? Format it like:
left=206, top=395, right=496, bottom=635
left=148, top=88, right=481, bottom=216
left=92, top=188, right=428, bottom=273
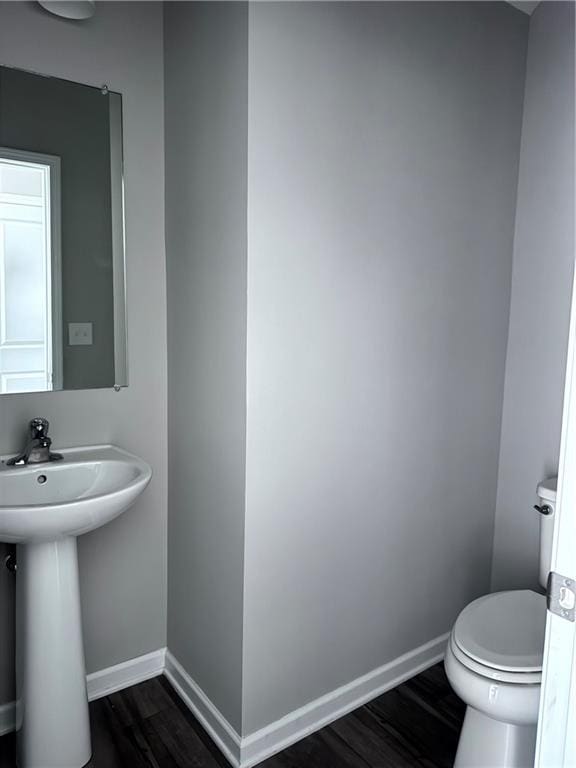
left=0, top=445, right=152, bottom=768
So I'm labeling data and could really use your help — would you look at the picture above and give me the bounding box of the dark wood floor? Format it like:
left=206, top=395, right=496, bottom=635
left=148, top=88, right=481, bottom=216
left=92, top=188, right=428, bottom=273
left=0, top=662, right=464, bottom=768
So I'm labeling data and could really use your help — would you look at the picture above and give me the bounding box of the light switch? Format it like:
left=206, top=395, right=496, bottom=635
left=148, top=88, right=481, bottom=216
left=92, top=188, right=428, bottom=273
left=68, top=322, right=93, bottom=346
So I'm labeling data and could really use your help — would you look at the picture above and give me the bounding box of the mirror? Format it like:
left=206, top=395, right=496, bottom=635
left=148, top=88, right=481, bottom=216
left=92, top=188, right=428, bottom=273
left=0, top=65, right=126, bottom=394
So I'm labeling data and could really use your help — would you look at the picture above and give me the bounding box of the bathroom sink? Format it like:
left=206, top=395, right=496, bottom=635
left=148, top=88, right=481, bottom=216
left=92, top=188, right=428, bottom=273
left=0, top=443, right=151, bottom=768
left=0, top=445, right=152, bottom=543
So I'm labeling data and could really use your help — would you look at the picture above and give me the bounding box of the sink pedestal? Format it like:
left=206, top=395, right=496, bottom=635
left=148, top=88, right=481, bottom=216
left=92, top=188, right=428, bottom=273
left=0, top=445, right=152, bottom=767
left=16, top=537, right=91, bottom=768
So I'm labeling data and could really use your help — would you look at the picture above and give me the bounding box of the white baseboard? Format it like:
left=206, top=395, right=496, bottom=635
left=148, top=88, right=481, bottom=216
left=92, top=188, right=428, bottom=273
left=239, top=633, right=448, bottom=767
left=165, top=632, right=449, bottom=768
left=0, top=647, right=166, bottom=737
left=164, top=651, right=242, bottom=766
left=87, top=647, right=166, bottom=701
left=0, top=701, right=15, bottom=738
left=0, top=635, right=447, bottom=765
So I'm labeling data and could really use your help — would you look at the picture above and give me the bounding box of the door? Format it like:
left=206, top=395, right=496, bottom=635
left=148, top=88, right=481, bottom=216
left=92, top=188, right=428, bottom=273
left=0, top=148, right=62, bottom=392
left=535, top=264, right=576, bottom=767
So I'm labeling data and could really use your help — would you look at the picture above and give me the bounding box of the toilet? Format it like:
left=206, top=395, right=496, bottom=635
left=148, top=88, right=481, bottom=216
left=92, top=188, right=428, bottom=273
left=445, top=478, right=556, bottom=768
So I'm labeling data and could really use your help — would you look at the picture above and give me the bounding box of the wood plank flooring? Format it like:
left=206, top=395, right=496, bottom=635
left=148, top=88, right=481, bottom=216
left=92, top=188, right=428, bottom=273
left=0, top=662, right=465, bottom=768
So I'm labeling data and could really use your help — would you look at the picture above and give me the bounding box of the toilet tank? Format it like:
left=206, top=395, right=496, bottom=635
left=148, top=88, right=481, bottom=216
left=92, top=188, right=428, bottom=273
left=537, top=477, right=557, bottom=588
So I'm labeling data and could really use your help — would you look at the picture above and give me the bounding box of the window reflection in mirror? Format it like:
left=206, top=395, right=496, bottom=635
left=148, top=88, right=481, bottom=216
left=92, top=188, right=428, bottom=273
left=0, top=65, right=126, bottom=394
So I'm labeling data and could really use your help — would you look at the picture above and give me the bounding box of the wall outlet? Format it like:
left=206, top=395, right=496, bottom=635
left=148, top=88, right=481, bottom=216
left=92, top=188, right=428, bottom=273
left=68, top=322, right=93, bottom=346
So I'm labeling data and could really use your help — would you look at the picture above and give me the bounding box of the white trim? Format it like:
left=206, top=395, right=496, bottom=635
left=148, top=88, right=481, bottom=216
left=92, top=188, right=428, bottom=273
left=47, top=151, right=63, bottom=392
left=239, top=633, right=448, bottom=767
left=87, top=647, right=166, bottom=701
left=165, top=633, right=448, bottom=768
left=0, top=647, right=166, bottom=737
left=0, top=147, right=63, bottom=392
left=164, top=651, right=242, bottom=767
left=0, top=636, right=448, bottom=764
left=0, top=701, right=15, bottom=738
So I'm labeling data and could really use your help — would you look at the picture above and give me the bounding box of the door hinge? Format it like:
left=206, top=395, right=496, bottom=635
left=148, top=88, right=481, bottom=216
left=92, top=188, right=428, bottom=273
left=547, top=571, right=576, bottom=622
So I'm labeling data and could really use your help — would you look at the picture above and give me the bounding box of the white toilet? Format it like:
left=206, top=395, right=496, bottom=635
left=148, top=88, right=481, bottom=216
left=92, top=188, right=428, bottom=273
left=445, top=477, right=556, bottom=768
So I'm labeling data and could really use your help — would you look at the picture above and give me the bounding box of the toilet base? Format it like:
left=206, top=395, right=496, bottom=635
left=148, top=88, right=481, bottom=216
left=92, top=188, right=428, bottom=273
left=455, top=707, right=537, bottom=768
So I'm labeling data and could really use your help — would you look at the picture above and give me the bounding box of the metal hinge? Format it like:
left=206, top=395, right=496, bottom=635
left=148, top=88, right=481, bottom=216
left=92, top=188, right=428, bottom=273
left=547, top=571, right=576, bottom=622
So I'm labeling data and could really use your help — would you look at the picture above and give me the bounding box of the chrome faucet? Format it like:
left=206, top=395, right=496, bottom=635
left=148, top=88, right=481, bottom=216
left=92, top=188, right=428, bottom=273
left=7, top=418, right=63, bottom=466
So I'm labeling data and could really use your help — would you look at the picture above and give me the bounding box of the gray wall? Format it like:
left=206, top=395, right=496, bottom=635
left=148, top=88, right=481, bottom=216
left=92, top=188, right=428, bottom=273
left=242, top=1, right=528, bottom=733
left=164, top=2, right=248, bottom=731
left=492, top=1, right=575, bottom=590
left=0, top=0, right=167, bottom=706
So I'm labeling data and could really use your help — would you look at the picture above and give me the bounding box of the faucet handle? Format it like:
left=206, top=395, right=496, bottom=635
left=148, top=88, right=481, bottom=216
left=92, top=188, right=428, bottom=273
left=29, top=418, right=50, bottom=439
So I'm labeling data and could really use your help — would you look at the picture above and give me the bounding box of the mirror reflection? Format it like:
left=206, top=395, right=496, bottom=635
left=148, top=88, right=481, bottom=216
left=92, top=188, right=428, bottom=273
left=0, top=66, right=126, bottom=394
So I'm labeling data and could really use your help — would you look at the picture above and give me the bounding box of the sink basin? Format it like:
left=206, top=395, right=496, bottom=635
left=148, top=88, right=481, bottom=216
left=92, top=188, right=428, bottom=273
left=0, top=444, right=152, bottom=768
left=0, top=445, right=152, bottom=542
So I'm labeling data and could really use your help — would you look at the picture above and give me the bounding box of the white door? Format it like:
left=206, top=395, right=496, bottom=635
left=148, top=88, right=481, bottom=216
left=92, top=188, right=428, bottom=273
left=0, top=149, right=62, bottom=393
left=535, top=263, right=576, bottom=767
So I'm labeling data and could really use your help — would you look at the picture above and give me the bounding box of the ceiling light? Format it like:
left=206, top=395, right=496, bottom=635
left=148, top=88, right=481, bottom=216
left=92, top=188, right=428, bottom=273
left=38, top=1, right=95, bottom=21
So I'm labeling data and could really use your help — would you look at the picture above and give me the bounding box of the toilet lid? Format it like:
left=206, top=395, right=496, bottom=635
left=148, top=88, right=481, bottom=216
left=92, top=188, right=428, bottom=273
left=453, top=590, right=546, bottom=672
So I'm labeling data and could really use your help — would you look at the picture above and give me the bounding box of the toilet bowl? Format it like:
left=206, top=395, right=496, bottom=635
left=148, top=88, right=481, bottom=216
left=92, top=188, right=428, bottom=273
left=445, top=478, right=556, bottom=768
